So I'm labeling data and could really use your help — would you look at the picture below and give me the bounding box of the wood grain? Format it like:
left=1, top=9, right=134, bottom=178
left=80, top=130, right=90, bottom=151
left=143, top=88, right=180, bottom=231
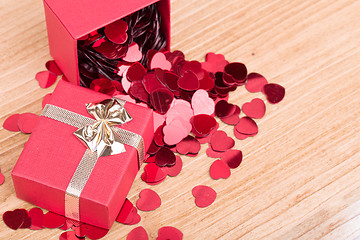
left=1, top=0, right=360, bottom=239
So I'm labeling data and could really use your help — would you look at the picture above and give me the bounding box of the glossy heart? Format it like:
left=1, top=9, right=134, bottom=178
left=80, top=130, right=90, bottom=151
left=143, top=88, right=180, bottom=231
left=176, top=135, right=201, bottom=155
left=123, top=43, right=142, bottom=62
left=127, top=62, right=146, bottom=82
left=215, top=100, right=236, bottom=118
left=45, top=60, right=62, bottom=75
left=150, top=88, right=174, bottom=115
left=163, top=155, right=182, bottom=177
left=3, top=209, right=26, bottom=230
left=104, top=19, right=128, bottom=44
left=29, top=207, right=44, bottom=230
left=245, top=73, right=268, bottom=93
left=136, top=189, right=161, bottom=211
left=17, top=113, right=39, bottom=134
left=42, top=211, right=65, bottom=228
left=206, top=147, right=223, bottom=158
left=221, top=150, right=243, bottom=169
left=177, top=71, right=199, bottom=91
left=263, top=83, right=285, bottom=104
left=143, top=163, right=167, bottom=183
left=191, top=89, right=215, bottom=116
left=201, top=52, right=229, bottom=73
left=190, top=114, right=217, bottom=137
left=235, top=117, right=258, bottom=135
left=210, top=160, right=231, bottom=180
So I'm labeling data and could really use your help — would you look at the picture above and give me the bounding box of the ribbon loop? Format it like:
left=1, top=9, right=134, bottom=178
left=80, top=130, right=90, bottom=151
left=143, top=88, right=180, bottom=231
left=74, top=98, right=132, bottom=158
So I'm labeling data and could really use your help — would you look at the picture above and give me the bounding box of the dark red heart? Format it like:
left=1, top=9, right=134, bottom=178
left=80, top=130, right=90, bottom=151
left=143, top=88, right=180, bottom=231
left=221, top=150, right=243, bottom=169
left=150, top=88, right=174, bottom=115
left=177, top=71, right=199, bottom=91
left=215, top=100, right=236, bottom=118
left=155, top=147, right=176, bottom=167
left=263, top=83, right=285, bottom=104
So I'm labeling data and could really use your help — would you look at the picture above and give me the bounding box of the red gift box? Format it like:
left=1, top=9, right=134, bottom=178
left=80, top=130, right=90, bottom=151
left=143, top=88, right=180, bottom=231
left=11, top=79, right=154, bottom=229
left=43, top=0, right=170, bottom=85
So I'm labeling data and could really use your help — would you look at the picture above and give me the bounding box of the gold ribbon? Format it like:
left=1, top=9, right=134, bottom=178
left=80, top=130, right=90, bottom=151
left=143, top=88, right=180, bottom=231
left=41, top=98, right=145, bottom=221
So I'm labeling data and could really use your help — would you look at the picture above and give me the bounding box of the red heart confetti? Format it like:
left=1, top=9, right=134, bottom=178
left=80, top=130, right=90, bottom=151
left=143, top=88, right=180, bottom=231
left=90, top=78, right=117, bottom=95
left=17, top=113, right=39, bottom=134
left=192, top=185, right=217, bottom=208
left=210, top=130, right=235, bottom=152
left=82, top=224, right=109, bottom=240
left=143, top=72, right=166, bottom=94
left=127, top=226, right=148, bottom=240
left=242, top=98, right=266, bottom=119
left=235, top=117, right=258, bottom=136
left=245, top=73, right=268, bottom=93
left=220, top=105, right=241, bottom=125
left=201, top=53, right=229, bottom=73
left=136, top=189, right=161, bottom=211
left=42, top=211, right=65, bottom=229
left=123, top=43, right=142, bottom=62
left=153, top=125, right=165, bottom=147
left=150, top=88, right=174, bottom=115
left=210, top=160, right=231, bottom=180
left=176, top=135, right=201, bottom=155
left=163, top=155, right=182, bottom=177
left=190, top=114, right=217, bottom=138
left=157, top=226, right=183, bottom=240
left=215, top=100, right=236, bottom=118
left=181, top=61, right=204, bottom=80
left=151, top=52, right=172, bottom=71
left=221, top=150, right=243, bottom=169
left=224, top=62, right=247, bottom=83
left=42, top=93, right=52, bottom=109
left=3, top=209, right=27, bottom=230
left=45, top=60, right=62, bottom=76
left=129, top=81, right=149, bottom=103
left=104, top=19, right=128, bottom=44
left=3, top=114, right=20, bottom=132
left=117, top=199, right=141, bottom=226
left=143, top=163, right=167, bottom=183
left=93, top=40, right=128, bottom=60
left=263, top=83, right=285, bottom=104
left=29, top=208, right=44, bottom=230
left=127, top=62, right=147, bottom=82
left=35, top=71, right=57, bottom=88
left=177, top=71, right=199, bottom=91
left=155, top=147, right=176, bottom=167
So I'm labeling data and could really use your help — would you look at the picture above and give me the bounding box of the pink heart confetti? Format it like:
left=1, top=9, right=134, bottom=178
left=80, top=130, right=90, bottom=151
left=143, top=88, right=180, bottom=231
left=3, top=114, right=20, bottom=132
left=163, top=155, right=182, bottom=177
left=127, top=226, right=148, bottom=240
left=35, top=71, right=57, bottom=88
left=242, top=98, right=266, bottom=119
left=123, top=43, right=142, bottom=62
left=17, top=113, right=39, bottom=134
left=210, top=160, right=231, bottom=180
left=151, top=52, right=172, bottom=71
left=136, top=189, right=161, bottom=212
left=157, top=226, right=183, bottom=240
left=155, top=147, right=176, bottom=167
left=192, top=185, right=217, bottom=208
left=163, top=119, right=191, bottom=145
left=245, top=73, right=268, bottom=93
left=42, top=93, right=52, bottom=109
left=263, top=83, right=285, bottom=104
left=176, top=135, right=201, bottom=155
left=221, top=150, right=243, bottom=169
left=104, top=19, right=128, bottom=44
left=191, top=89, right=215, bottom=116
left=210, top=130, right=235, bottom=152
left=45, top=60, right=62, bottom=76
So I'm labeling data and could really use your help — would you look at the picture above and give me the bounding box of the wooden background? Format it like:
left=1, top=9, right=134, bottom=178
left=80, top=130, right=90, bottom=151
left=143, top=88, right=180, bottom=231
left=1, top=0, right=360, bottom=239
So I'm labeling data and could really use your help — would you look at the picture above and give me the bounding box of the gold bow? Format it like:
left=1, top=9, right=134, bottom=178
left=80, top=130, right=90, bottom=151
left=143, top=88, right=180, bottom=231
left=74, top=98, right=132, bottom=158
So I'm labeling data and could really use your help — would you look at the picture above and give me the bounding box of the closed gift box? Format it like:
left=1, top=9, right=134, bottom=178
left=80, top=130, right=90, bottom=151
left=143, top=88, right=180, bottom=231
left=43, top=0, right=171, bottom=85
left=11, top=79, right=154, bottom=229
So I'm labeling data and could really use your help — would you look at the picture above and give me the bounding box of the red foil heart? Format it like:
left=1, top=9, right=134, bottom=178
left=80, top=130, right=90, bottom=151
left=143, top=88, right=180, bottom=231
left=35, top=71, right=57, bottom=88
left=45, top=60, right=63, bottom=76
left=155, top=147, right=176, bottom=167
left=163, top=155, right=182, bottom=177
left=245, top=73, right=268, bottom=93
left=242, top=98, right=266, bottom=119
left=190, top=114, right=217, bottom=137
left=235, top=117, right=258, bottom=135
left=127, top=226, right=148, bottom=240
left=215, top=100, right=236, bottom=118
left=210, top=160, right=231, bottom=180
left=192, top=185, right=217, bottom=208
left=221, top=150, right=243, bottom=169
left=176, top=135, right=201, bottom=155
left=263, top=83, right=285, bottom=104
left=210, top=130, right=235, bottom=152
left=150, top=88, right=174, bottom=115
left=136, top=189, right=161, bottom=212
left=29, top=207, right=44, bottom=230
left=157, top=226, right=183, bottom=240
left=177, top=71, right=199, bottom=91
left=17, top=113, right=39, bottom=134
left=3, top=209, right=27, bottom=230
left=104, top=19, right=128, bottom=44
left=42, top=211, right=65, bottom=229
left=3, top=114, right=20, bottom=132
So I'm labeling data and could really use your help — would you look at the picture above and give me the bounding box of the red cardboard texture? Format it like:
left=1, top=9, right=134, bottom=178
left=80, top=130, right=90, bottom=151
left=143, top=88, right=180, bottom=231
left=43, top=0, right=170, bottom=85
left=11, top=79, right=154, bottom=229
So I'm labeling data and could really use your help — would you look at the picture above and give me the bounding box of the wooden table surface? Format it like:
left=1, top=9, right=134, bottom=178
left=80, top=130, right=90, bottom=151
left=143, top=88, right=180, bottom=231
left=1, top=0, right=360, bottom=239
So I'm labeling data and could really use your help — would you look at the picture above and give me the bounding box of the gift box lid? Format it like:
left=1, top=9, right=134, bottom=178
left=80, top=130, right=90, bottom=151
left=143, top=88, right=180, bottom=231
left=44, top=0, right=163, bottom=39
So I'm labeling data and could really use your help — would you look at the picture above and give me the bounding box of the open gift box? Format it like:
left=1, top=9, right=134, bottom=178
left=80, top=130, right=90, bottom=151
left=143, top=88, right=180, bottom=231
left=12, top=80, right=154, bottom=229
left=43, top=0, right=170, bottom=86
